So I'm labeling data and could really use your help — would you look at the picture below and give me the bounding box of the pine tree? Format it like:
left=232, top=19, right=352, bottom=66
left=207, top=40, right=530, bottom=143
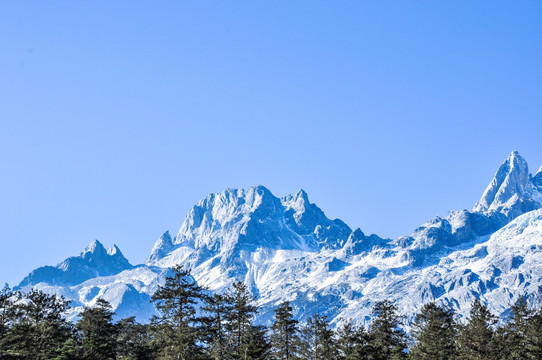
left=409, top=302, right=457, bottom=360
left=76, top=298, right=118, bottom=360
left=457, top=299, right=496, bottom=360
left=336, top=322, right=371, bottom=360
left=225, top=281, right=258, bottom=360
left=3, top=289, right=72, bottom=360
left=525, top=310, right=542, bottom=360
left=0, top=284, right=14, bottom=360
left=116, top=316, right=155, bottom=360
left=336, top=322, right=356, bottom=359
left=368, top=300, right=407, bottom=360
left=492, top=325, right=511, bottom=360
left=151, top=265, right=205, bottom=360
left=299, top=313, right=337, bottom=360
left=270, top=301, right=300, bottom=360
left=201, top=293, right=233, bottom=360
left=500, top=297, right=531, bottom=360
left=149, top=315, right=176, bottom=360
left=243, top=324, right=271, bottom=360
left=51, top=338, right=80, bottom=360
left=351, top=325, right=372, bottom=360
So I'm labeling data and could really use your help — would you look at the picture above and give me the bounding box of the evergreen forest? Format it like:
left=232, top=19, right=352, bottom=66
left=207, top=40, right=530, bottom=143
left=1, top=265, right=542, bottom=360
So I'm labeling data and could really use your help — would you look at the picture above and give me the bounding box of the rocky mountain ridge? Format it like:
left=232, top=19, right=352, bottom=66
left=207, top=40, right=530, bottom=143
left=14, top=151, right=542, bottom=326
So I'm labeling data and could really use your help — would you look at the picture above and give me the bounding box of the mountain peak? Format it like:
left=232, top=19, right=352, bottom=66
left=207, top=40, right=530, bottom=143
left=508, top=149, right=521, bottom=160
left=84, top=240, right=107, bottom=255
left=15, top=174, right=542, bottom=327
left=246, top=185, right=276, bottom=205
left=295, top=189, right=309, bottom=202
left=251, top=185, right=271, bottom=193
left=146, top=186, right=354, bottom=269
left=474, top=151, right=540, bottom=218
left=505, top=150, right=526, bottom=167
left=534, top=166, right=542, bottom=187
left=282, top=189, right=311, bottom=211
left=107, top=244, right=122, bottom=256
left=17, top=240, right=132, bottom=289
left=147, top=231, right=174, bottom=263
left=79, top=240, right=133, bottom=269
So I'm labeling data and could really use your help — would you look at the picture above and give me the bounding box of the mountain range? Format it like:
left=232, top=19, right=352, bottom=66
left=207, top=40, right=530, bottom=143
left=14, top=151, right=542, bottom=326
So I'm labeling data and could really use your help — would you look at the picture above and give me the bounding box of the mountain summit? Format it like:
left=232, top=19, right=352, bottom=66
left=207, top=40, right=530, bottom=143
left=146, top=185, right=365, bottom=283
left=474, top=151, right=542, bottom=218
left=163, top=185, right=352, bottom=252
left=15, top=151, right=542, bottom=326
left=17, top=239, right=132, bottom=288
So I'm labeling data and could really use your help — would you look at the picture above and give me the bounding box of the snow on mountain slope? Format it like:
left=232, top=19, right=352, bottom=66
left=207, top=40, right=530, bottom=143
left=533, top=166, right=542, bottom=195
left=145, top=186, right=371, bottom=289
left=24, top=265, right=163, bottom=321
left=474, top=151, right=542, bottom=218
left=243, top=208, right=542, bottom=327
left=398, top=208, right=542, bottom=320
left=154, top=186, right=354, bottom=257
left=17, top=240, right=133, bottom=288
left=14, top=151, right=542, bottom=326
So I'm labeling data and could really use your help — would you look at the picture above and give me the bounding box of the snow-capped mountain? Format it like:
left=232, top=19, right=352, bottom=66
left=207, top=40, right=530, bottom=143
left=473, top=151, right=542, bottom=218
left=14, top=151, right=542, bottom=326
left=146, top=186, right=371, bottom=285
left=18, top=240, right=133, bottom=287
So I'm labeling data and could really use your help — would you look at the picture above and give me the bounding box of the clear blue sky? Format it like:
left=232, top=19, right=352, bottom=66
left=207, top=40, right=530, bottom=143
left=1, top=1, right=542, bottom=287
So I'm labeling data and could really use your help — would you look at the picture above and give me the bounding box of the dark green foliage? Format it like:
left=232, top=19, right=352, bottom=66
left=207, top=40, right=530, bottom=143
left=299, top=313, right=337, bottom=360
left=148, top=316, right=175, bottom=359
left=225, top=281, right=259, bottom=359
left=498, top=297, right=531, bottom=360
left=151, top=265, right=206, bottom=360
left=7, top=280, right=542, bottom=360
left=51, top=338, right=79, bottom=360
left=492, top=325, right=511, bottom=360
left=457, top=299, right=496, bottom=360
left=0, top=284, right=15, bottom=360
left=242, top=324, right=271, bottom=360
left=3, top=289, right=72, bottom=360
left=368, top=300, right=407, bottom=360
left=336, top=322, right=371, bottom=360
left=409, top=302, right=457, bottom=360
left=270, top=301, right=300, bottom=360
left=500, top=297, right=542, bottom=360
left=76, top=298, right=117, bottom=360
left=201, top=293, right=233, bottom=360
left=336, top=322, right=357, bottom=359
left=525, top=310, right=542, bottom=359
left=116, top=316, right=155, bottom=360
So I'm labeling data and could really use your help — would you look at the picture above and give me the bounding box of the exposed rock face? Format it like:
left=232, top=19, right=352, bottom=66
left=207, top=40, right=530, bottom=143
left=147, top=231, right=174, bottom=263
left=15, top=151, right=542, bottom=327
left=146, top=186, right=366, bottom=281
left=167, top=186, right=354, bottom=253
left=533, top=166, right=542, bottom=188
left=17, top=240, right=132, bottom=288
left=474, top=151, right=541, bottom=219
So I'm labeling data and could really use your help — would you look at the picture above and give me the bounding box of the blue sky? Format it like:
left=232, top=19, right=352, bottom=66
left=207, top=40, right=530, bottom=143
left=1, top=1, right=541, bottom=286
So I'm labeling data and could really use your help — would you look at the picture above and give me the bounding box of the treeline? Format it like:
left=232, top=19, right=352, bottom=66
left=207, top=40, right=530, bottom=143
left=1, top=266, right=542, bottom=360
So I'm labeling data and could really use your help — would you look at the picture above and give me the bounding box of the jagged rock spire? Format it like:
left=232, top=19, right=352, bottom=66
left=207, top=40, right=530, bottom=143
left=147, top=231, right=173, bottom=263
left=473, top=151, right=541, bottom=218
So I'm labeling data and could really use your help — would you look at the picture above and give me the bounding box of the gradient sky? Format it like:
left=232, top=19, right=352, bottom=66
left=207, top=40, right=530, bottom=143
left=1, top=1, right=542, bottom=287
